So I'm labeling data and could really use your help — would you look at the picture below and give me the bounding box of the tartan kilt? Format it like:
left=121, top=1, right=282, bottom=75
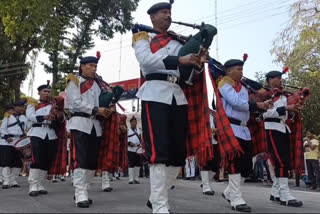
left=182, top=70, right=213, bottom=168
left=247, top=114, right=268, bottom=155
left=96, top=113, right=121, bottom=173
left=48, top=121, right=68, bottom=175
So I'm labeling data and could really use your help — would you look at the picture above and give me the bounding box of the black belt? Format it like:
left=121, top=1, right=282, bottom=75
left=145, top=73, right=180, bottom=85
left=265, top=118, right=283, bottom=123
left=32, top=123, right=53, bottom=128
left=72, top=112, right=95, bottom=119
left=228, top=117, right=247, bottom=127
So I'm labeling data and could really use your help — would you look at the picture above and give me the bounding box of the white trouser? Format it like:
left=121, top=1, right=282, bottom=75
left=102, top=171, right=111, bottom=190
left=279, top=178, right=296, bottom=201
left=28, top=168, right=40, bottom=192
left=201, top=171, right=213, bottom=192
left=129, top=167, right=134, bottom=182
left=73, top=168, right=88, bottom=203
left=2, top=167, right=11, bottom=186
left=149, top=164, right=169, bottom=213
left=227, top=174, right=246, bottom=207
left=185, top=158, right=195, bottom=178
left=38, top=170, right=47, bottom=191
left=9, top=167, right=21, bottom=186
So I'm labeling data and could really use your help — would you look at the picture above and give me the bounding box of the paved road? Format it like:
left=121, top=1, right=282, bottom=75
left=0, top=176, right=319, bottom=213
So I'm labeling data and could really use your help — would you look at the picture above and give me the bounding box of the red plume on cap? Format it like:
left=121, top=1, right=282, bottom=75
left=47, top=80, right=50, bottom=86
left=243, top=53, right=248, bottom=63
left=96, top=51, right=101, bottom=59
left=282, top=67, right=289, bottom=74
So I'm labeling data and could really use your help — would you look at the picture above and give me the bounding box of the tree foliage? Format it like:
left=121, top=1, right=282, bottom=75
left=271, top=0, right=320, bottom=134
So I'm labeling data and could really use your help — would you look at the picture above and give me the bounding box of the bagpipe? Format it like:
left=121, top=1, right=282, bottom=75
left=132, top=20, right=217, bottom=85
left=94, top=73, right=124, bottom=108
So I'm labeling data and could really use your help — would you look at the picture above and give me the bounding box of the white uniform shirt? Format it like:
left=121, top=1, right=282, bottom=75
left=66, top=76, right=102, bottom=136
left=27, top=103, right=57, bottom=140
left=263, top=95, right=290, bottom=133
left=0, top=114, right=29, bottom=146
left=219, top=83, right=251, bottom=141
left=127, top=127, right=141, bottom=153
left=133, top=32, right=188, bottom=105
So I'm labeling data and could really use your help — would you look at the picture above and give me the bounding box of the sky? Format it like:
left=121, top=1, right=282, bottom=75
left=21, top=0, right=294, bottom=112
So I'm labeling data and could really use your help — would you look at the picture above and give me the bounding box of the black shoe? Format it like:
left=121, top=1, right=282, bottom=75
left=232, top=204, right=252, bottom=212
left=116, top=177, right=120, bottom=180
left=2, top=185, right=10, bottom=189
left=280, top=199, right=303, bottom=207
left=203, top=190, right=215, bottom=196
left=146, top=200, right=152, bottom=209
left=128, top=181, right=134, bottom=184
left=60, top=178, right=66, bottom=182
left=270, top=195, right=280, bottom=202
left=145, top=176, right=149, bottom=178
left=52, top=179, right=58, bottom=183
left=29, top=191, right=39, bottom=197
left=170, top=185, right=175, bottom=190
left=39, top=190, right=48, bottom=194
left=73, top=196, right=92, bottom=204
left=134, top=180, right=140, bottom=184
left=103, top=187, right=113, bottom=192
left=200, top=184, right=203, bottom=188
left=222, top=193, right=230, bottom=203
left=77, top=201, right=89, bottom=208
left=11, top=184, right=21, bottom=188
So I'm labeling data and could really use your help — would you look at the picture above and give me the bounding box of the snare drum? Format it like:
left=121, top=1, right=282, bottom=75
left=14, top=136, right=32, bottom=162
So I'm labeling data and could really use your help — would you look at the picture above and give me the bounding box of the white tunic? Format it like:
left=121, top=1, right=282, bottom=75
left=0, top=114, right=29, bottom=146
left=127, top=128, right=141, bottom=153
left=65, top=76, right=102, bottom=136
left=263, top=95, right=290, bottom=134
left=219, top=83, right=251, bottom=141
left=26, top=103, right=57, bottom=140
left=133, top=32, right=188, bottom=105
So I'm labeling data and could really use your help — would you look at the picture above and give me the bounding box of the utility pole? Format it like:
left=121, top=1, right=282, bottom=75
left=215, top=0, right=219, bottom=60
left=119, top=34, right=122, bottom=80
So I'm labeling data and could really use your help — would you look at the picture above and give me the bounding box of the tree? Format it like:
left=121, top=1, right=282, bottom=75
left=42, top=0, right=140, bottom=95
left=271, top=0, right=320, bottom=133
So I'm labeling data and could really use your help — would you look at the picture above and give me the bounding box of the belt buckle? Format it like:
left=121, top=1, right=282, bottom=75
left=167, top=75, right=178, bottom=84
left=240, top=121, right=247, bottom=127
left=280, top=119, right=286, bottom=124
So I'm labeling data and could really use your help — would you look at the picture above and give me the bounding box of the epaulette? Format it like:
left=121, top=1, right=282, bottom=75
left=27, top=98, right=38, bottom=107
left=218, top=76, right=235, bottom=89
left=132, top=31, right=149, bottom=46
left=4, top=112, right=11, bottom=119
left=66, top=73, right=79, bottom=87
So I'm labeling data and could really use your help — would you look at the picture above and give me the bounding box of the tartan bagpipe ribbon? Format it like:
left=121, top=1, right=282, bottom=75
left=48, top=96, right=68, bottom=175
left=207, top=63, right=244, bottom=166
left=182, top=69, right=213, bottom=168
left=96, top=113, right=128, bottom=173
left=286, top=92, right=306, bottom=173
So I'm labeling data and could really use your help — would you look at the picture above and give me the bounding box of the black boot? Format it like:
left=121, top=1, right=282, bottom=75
left=103, top=187, right=113, bottom=192
left=203, top=190, right=215, bottom=196
left=38, top=190, right=48, bottom=194
left=11, top=184, right=21, bottom=188
left=29, top=191, right=39, bottom=197
left=2, top=185, right=10, bottom=189
left=232, top=204, right=252, bottom=212
left=280, top=199, right=303, bottom=207
left=146, top=200, right=152, bottom=209
left=77, top=201, right=90, bottom=208
left=270, top=195, right=280, bottom=202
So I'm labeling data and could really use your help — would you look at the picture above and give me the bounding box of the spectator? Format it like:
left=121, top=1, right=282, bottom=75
left=304, top=132, right=320, bottom=190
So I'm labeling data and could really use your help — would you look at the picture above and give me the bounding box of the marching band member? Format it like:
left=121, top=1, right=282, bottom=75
left=217, top=58, right=270, bottom=212
left=65, top=55, right=112, bottom=208
left=127, top=116, right=142, bottom=184
left=132, top=2, right=204, bottom=213
left=0, top=100, right=29, bottom=189
left=263, top=70, right=303, bottom=207
left=26, top=82, right=62, bottom=197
